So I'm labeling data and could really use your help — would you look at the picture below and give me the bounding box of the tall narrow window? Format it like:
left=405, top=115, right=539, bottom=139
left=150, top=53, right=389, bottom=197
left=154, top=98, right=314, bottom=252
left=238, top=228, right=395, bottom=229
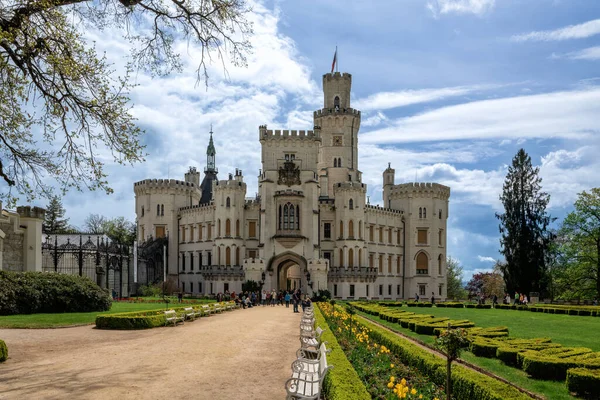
left=217, top=247, right=221, bottom=265
left=236, top=219, right=240, bottom=236
left=157, top=204, right=160, bottom=216
left=439, top=209, right=442, bottom=219
left=358, top=249, right=362, bottom=266
left=419, top=207, right=422, bottom=218
left=339, top=248, right=344, bottom=267
left=348, top=220, right=354, bottom=238
left=296, top=205, right=300, bottom=230
left=289, top=205, right=295, bottom=230
left=161, top=204, right=164, bottom=216
left=236, top=247, right=240, bottom=265
left=349, top=199, right=354, bottom=210
left=417, top=252, right=429, bottom=275
left=338, top=157, right=342, bottom=167
left=199, top=224, right=203, bottom=240
left=359, top=221, right=363, bottom=239
left=225, top=219, right=231, bottom=236
left=226, top=197, right=231, bottom=207
left=334, top=158, right=338, bottom=168
left=334, top=96, right=340, bottom=110
left=279, top=206, right=282, bottom=230
left=397, top=256, right=401, bottom=274
left=348, top=248, right=354, bottom=268
left=225, top=247, right=231, bottom=266
left=207, top=224, right=211, bottom=239
left=423, top=208, right=427, bottom=218
left=339, top=221, right=344, bottom=238
left=379, top=254, right=383, bottom=273
left=283, top=204, right=289, bottom=230
left=218, top=219, right=221, bottom=237
left=388, top=255, right=392, bottom=273
left=190, top=253, right=194, bottom=271
left=379, top=227, right=383, bottom=243
left=141, top=206, right=144, bottom=217
left=324, top=223, right=331, bottom=239
left=438, top=254, right=443, bottom=275
left=388, top=228, right=392, bottom=244
left=369, top=253, right=374, bottom=268
left=181, top=253, right=186, bottom=272
left=369, top=225, right=374, bottom=241
left=249, top=221, right=256, bottom=238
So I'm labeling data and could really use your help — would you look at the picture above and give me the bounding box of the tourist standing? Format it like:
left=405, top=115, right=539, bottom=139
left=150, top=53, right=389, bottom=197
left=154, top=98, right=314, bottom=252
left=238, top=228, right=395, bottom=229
left=415, top=293, right=419, bottom=302
left=431, top=292, right=435, bottom=305
left=285, top=291, right=291, bottom=308
left=292, top=290, right=300, bottom=313
left=261, top=290, right=267, bottom=306
left=271, top=289, right=277, bottom=306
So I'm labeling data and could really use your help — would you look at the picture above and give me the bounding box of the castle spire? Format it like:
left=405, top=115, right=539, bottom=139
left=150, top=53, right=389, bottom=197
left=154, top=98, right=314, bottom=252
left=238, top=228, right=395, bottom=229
left=206, top=125, right=216, bottom=172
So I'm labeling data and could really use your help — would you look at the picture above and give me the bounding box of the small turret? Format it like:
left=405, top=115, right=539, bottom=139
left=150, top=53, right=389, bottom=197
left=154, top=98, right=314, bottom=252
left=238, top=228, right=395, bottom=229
left=383, top=163, right=395, bottom=208
left=185, top=166, right=200, bottom=186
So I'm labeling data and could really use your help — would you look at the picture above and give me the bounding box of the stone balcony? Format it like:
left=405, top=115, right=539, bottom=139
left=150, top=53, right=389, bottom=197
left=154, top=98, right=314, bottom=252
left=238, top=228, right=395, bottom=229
left=328, top=266, right=378, bottom=282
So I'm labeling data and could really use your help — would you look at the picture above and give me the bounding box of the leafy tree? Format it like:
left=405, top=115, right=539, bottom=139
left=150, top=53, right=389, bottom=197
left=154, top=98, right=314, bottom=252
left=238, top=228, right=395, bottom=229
left=465, top=272, right=504, bottom=299
left=0, top=0, right=253, bottom=207
left=43, top=195, right=69, bottom=233
left=82, top=213, right=135, bottom=244
left=446, top=256, right=466, bottom=300
left=556, top=188, right=600, bottom=299
left=496, top=149, right=554, bottom=297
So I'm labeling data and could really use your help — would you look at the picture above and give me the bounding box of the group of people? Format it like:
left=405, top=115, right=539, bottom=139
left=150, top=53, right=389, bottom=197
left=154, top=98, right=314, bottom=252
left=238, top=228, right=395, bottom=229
left=231, top=289, right=312, bottom=313
left=503, top=292, right=528, bottom=305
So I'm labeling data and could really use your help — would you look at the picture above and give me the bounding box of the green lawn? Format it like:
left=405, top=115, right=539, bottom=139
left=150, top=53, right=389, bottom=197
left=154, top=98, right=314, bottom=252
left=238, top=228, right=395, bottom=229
left=399, top=306, right=600, bottom=351
left=0, top=302, right=180, bottom=329
left=355, top=305, right=600, bottom=400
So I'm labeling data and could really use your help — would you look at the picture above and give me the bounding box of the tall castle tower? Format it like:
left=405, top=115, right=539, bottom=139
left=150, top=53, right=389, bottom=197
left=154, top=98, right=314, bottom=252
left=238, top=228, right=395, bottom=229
left=200, top=127, right=218, bottom=204
left=314, top=73, right=362, bottom=197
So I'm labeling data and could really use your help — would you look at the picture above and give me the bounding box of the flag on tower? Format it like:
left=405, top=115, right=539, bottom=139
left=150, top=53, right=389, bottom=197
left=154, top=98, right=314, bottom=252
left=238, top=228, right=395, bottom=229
left=331, top=47, right=337, bottom=73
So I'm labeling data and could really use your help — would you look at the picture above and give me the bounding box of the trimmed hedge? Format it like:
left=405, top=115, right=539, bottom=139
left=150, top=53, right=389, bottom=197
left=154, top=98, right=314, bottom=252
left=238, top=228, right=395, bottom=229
left=521, top=351, right=600, bottom=380
left=567, top=368, right=600, bottom=398
left=357, top=316, right=532, bottom=400
left=0, top=339, right=7, bottom=362
left=314, top=305, right=371, bottom=400
left=0, top=271, right=111, bottom=315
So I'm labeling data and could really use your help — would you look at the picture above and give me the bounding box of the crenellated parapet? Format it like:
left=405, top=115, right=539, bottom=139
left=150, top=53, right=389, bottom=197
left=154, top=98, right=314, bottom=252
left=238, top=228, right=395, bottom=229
left=313, top=108, right=361, bottom=118
left=134, top=178, right=201, bottom=195
left=333, top=182, right=367, bottom=193
left=259, top=125, right=321, bottom=141
left=179, top=202, right=215, bottom=216
left=274, top=189, right=304, bottom=197
left=16, top=206, right=45, bottom=220
left=390, top=182, right=450, bottom=200
left=214, top=179, right=247, bottom=190
left=364, top=204, right=404, bottom=216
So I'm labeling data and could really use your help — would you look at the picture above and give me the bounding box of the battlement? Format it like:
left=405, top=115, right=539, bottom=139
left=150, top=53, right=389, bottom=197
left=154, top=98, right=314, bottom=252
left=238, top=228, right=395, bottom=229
left=365, top=204, right=404, bottom=215
left=214, top=179, right=246, bottom=189
left=334, top=182, right=367, bottom=191
left=313, top=108, right=361, bottom=118
left=259, top=125, right=321, bottom=140
left=135, top=178, right=196, bottom=188
left=179, top=202, right=214, bottom=214
left=274, top=189, right=304, bottom=197
left=16, top=206, right=46, bottom=219
left=323, top=72, right=352, bottom=81
left=390, top=182, right=451, bottom=199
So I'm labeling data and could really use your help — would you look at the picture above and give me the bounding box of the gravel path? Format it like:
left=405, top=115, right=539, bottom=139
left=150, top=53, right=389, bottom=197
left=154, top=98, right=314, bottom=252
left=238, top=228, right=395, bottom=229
left=0, top=305, right=300, bottom=400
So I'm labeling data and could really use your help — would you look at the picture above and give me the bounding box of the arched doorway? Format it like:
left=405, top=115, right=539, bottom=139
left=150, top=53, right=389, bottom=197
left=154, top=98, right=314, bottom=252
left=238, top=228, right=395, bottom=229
left=268, top=252, right=307, bottom=292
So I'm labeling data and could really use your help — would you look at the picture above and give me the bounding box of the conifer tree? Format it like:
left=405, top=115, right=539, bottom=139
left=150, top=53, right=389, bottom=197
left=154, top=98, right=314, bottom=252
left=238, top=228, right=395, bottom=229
left=495, top=149, right=554, bottom=297
left=43, top=196, right=70, bottom=233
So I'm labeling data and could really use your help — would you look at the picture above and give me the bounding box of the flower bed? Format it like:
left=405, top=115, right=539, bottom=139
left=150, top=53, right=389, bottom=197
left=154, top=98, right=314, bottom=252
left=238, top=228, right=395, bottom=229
left=312, top=304, right=371, bottom=400
left=319, top=303, right=445, bottom=399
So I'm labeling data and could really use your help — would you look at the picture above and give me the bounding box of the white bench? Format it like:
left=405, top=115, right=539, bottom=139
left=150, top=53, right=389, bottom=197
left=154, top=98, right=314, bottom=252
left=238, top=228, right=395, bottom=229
left=213, top=304, right=224, bottom=313
left=201, top=304, right=214, bottom=316
left=183, top=307, right=202, bottom=321
left=285, top=343, right=332, bottom=400
left=164, top=310, right=185, bottom=326
left=300, top=326, right=325, bottom=350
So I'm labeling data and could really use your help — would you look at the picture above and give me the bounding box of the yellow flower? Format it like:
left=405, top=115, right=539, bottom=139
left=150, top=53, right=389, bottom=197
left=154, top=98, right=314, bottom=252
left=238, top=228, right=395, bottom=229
left=419, top=395, right=423, bottom=399
left=390, top=376, right=395, bottom=382
left=411, top=388, right=417, bottom=395
left=390, top=363, right=395, bottom=368
left=401, top=378, right=407, bottom=385
left=387, top=382, right=394, bottom=389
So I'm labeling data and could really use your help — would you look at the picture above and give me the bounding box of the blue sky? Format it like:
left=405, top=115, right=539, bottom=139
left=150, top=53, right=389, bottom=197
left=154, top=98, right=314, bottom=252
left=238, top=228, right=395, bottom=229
left=27, top=0, right=600, bottom=282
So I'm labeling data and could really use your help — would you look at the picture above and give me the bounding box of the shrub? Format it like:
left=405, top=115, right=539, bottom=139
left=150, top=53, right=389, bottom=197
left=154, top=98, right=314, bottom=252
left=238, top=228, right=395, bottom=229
left=470, top=338, right=500, bottom=358
left=0, top=339, right=7, bottom=362
left=567, top=368, right=600, bottom=398
left=568, top=309, right=579, bottom=316
left=311, top=289, right=331, bottom=302
left=313, top=306, right=371, bottom=400
left=0, top=271, right=111, bottom=315
left=521, top=352, right=600, bottom=380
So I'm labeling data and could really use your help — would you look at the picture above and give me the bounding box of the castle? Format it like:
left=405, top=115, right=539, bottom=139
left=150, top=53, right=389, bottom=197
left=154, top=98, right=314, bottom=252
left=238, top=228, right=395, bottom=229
left=134, top=71, right=450, bottom=300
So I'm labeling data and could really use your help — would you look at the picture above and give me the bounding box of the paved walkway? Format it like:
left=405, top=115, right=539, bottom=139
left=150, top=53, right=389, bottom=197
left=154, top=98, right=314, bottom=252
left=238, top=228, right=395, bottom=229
left=0, top=305, right=300, bottom=399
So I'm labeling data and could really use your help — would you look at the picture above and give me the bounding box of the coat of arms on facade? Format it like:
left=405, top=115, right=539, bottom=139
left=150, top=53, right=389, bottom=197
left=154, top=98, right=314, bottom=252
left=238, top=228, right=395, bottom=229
left=278, top=161, right=301, bottom=186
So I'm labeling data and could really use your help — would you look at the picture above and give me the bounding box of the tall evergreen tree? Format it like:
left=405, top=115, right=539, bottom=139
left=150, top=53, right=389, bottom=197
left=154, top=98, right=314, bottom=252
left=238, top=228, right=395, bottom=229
left=43, top=196, right=70, bottom=233
left=495, top=149, right=554, bottom=297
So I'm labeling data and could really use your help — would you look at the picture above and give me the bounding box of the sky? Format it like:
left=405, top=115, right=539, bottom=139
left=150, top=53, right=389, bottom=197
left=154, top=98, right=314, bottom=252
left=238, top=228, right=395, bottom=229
left=25, top=0, right=600, bottom=282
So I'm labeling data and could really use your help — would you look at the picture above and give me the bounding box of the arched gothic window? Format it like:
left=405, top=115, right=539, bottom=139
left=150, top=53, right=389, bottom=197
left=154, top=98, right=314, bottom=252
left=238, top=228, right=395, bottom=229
left=161, top=204, right=164, bottom=216
left=225, top=247, right=231, bottom=266
left=348, top=220, right=354, bottom=238
left=348, top=248, right=354, bottom=268
left=235, top=219, right=240, bottom=236
left=423, top=208, right=427, bottom=218
left=157, top=204, right=160, bottom=216
left=226, top=197, right=231, bottom=208
left=289, top=205, right=295, bottom=230
left=280, top=203, right=299, bottom=231
left=334, top=96, right=340, bottom=110
left=358, top=248, right=362, bottom=266
left=236, top=247, right=240, bottom=265
left=339, top=220, right=344, bottom=238
left=225, top=219, right=231, bottom=236
left=416, top=252, right=429, bottom=275
left=358, top=221, right=363, bottom=239
left=349, top=199, right=354, bottom=210
left=339, top=248, right=343, bottom=267
left=338, top=157, right=342, bottom=167
left=438, top=254, right=443, bottom=275
left=334, top=158, right=338, bottom=168
left=419, top=207, right=422, bottom=219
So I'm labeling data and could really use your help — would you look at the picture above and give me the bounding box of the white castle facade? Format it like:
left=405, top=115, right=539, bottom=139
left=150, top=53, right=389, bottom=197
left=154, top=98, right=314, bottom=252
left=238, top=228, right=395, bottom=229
left=134, top=71, right=450, bottom=300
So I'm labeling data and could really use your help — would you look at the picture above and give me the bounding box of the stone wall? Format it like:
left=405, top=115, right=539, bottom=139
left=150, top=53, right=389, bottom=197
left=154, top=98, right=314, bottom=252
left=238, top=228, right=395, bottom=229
left=0, top=220, right=24, bottom=271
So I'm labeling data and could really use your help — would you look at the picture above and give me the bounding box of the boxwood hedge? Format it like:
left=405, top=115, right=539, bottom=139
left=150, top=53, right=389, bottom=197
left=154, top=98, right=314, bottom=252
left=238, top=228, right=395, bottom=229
left=0, top=271, right=111, bottom=315
left=0, top=339, right=7, bottom=362
left=96, top=309, right=170, bottom=329
left=566, top=368, right=600, bottom=398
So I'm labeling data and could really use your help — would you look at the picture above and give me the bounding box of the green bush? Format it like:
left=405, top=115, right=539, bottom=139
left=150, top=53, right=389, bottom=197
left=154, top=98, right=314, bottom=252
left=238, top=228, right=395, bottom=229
left=96, top=309, right=170, bottom=329
left=314, top=306, right=371, bottom=400
left=0, top=339, right=7, bottom=362
left=470, top=338, right=500, bottom=358
left=521, top=352, right=600, bottom=380
left=567, top=368, right=600, bottom=398
left=0, top=271, right=111, bottom=315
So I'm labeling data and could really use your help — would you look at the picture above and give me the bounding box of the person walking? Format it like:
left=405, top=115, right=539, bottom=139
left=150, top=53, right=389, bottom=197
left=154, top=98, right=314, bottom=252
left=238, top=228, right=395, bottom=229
left=261, top=290, right=267, bottom=306
left=292, top=290, right=300, bottom=313
left=271, top=289, right=277, bottom=307
left=431, top=292, right=435, bottom=305
left=285, top=291, right=291, bottom=308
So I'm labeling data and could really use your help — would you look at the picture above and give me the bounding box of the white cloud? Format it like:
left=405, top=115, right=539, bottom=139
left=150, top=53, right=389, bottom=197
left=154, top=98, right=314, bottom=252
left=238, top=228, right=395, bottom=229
left=551, top=46, right=600, bottom=61
left=354, top=84, right=502, bottom=111
left=361, top=112, right=389, bottom=127
left=360, top=88, right=600, bottom=145
left=477, top=255, right=496, bottom=262
left=427, top=0, right=495, bottom=17
left=512, top=18, right=600, bottom=42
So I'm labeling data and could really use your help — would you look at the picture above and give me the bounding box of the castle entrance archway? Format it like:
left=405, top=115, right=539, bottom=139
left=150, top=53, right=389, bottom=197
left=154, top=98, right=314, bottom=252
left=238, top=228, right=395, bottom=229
left=268, top=252, right=307, bottom=292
